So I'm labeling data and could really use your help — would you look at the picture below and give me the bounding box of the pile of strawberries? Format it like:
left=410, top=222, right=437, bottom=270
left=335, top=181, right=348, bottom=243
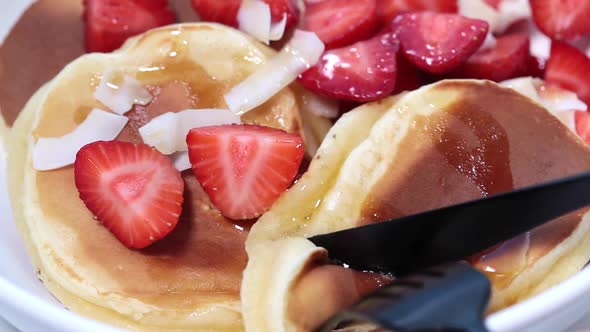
left=78, top=0, right=590, bottom=248
left=85, top=0, right=590, bottom=107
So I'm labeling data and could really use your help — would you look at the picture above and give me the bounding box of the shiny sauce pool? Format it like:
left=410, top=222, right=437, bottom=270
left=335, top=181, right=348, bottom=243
left=360, top=95, right=539, bottom=288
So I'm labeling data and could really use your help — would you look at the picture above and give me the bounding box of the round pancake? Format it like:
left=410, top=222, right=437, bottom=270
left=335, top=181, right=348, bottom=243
left=242, top=80, right=590, bottom=331
left=7, top=23, right=330, bottom=331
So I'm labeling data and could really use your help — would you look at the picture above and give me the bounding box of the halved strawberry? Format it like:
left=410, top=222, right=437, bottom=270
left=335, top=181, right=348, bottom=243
left=298, top=32, right=399, bottom=102
left=452, top=33, right=530, bottom=82
left=302, top=0, right=378, bottom=49
left=392, top=12, right=489, bottom=74
left=575, top=111, right=590, bottom=144
left=74, top=141, right=184, bottom=249
left=530, top=0, right=590, bottom=40
left=187, top=125, right=304, bottom=220
left=545, top=41, right=590, bottom=106
left=192, top=0, right=300, bottom=29
left=83, top=0, right=175, bottom=53
left=376, top=0, right=458, bottom=26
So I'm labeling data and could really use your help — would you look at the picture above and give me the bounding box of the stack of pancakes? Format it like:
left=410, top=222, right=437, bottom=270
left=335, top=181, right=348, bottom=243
left=4, top=22, right=590, bottom=332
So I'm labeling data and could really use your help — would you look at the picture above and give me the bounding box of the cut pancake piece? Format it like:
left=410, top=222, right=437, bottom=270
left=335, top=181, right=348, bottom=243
left=242, top=80, right=590, bottom=331
left=7, top=23, right=330, bottom=331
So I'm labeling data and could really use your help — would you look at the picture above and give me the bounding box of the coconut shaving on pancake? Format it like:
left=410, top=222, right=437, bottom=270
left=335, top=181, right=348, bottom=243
left=242, top=80, right=590, bottom=331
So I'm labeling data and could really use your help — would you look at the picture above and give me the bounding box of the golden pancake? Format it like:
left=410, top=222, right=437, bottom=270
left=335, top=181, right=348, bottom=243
left=7, top=23, right=331, bottom=331
left=242, top=80, right=590, bottom=331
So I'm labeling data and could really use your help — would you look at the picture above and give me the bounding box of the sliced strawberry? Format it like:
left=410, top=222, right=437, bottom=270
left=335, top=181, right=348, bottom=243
left=376, top=0, right=458, bottom=26
left=575, top=111, right=590, bottom=144
left=298, top=32, right=399, bottom=102
left=302, top=0, right=378, bottom=49
left=406, top=0, right=458, bottom=12
left=452, top=33, right=530, bottom=82
left=545, top=41, right=590, bottom=106
left=83, top=0, right=175, bottom=53
left=191, top=0, right=241, bottom=27
left=530, top=0, right=590, bottom=40
left=527, top=55, right=545, bottom=78
left=187, top=125, right=304, bottom=220
left=74, top=141, right=184, bottom=249
left=392, top=12, right=488, bottom=74
left=394, top=53, right=424, bottom=93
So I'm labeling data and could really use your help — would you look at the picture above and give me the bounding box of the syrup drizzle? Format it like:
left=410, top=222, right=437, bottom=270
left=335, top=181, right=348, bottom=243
left=426, top=106, right=514, bottom=196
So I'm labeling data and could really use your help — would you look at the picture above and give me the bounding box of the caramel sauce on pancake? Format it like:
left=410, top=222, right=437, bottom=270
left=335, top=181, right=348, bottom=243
left=359, top=81, right=590, bottom=288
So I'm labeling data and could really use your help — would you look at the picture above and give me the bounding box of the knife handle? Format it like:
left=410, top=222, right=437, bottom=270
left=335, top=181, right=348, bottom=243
left=317, top=262, right=490, bottom=332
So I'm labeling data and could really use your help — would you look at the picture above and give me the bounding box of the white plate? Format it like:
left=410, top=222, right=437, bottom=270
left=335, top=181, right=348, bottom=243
left=1, top=2, right=590, bottom=331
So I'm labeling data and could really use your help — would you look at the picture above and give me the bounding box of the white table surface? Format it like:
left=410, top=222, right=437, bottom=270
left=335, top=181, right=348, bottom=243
left=1, top=1, right=590, bottom=331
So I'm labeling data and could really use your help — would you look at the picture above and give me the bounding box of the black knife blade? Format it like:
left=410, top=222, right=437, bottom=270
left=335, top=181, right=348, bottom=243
left=308, top=170, right=590, bottom=274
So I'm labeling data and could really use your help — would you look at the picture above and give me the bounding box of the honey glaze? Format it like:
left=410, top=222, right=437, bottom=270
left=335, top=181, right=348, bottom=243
left=359, top=82, right=590, bottom=291
left=425, top=106, right=514, bottom=196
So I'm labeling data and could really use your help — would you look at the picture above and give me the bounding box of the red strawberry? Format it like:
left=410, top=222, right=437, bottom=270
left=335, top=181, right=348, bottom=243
left=192, top=0, right=300, bottom=29
left=74, top=141, right=184, bottom=249
left=266, top=0, right=301, bottom=28
left=187, top=125, right=304, bottom=220
left=392, top=12, right=489, bottom=74
left=83, top=0, right=175, bottom=53
left=376, top=0, right=458, bottom=26
left=575, top=111, right=590, bottom=144
left=530, top=0, right=590, bottom=40
left=545, top=41, right=590, bottom=107
left=302, top=0, right=378, bottom=49
left=452, top=33, right=530, bottom=82
left=298, top=32, right=399, bottom=102
left=394, top=53, right=424, bottom=93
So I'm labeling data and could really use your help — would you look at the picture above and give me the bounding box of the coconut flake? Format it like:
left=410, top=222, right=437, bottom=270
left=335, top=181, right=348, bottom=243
left=171, top=151, right=191, bottom=172
left=301, top=90, right=339, bottom=118
left=33, top=109, right=128, bottom=171
left=270, top=14, right=288, bottom=41
left=238, top=0, right=272, bottom=44
left=459, top=0, right=532, bottom=34
left=94, top=70, right=152, bottom=115
left=497, top=0, right=531, bottom=31
left=139, top=108, right=241, bottom=154
left=458, top=0, right=501, bottom=32
left=481, top=32, right=497, bottom=50
left=500, top=77, right=587, bottom=133
left=528, top=21, right=552, bottom=61
left=500, top=77, right=542, bottom=102
left=225, top=29, right=325, bottom=115
left=537, top=84, right=588, bottom=113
